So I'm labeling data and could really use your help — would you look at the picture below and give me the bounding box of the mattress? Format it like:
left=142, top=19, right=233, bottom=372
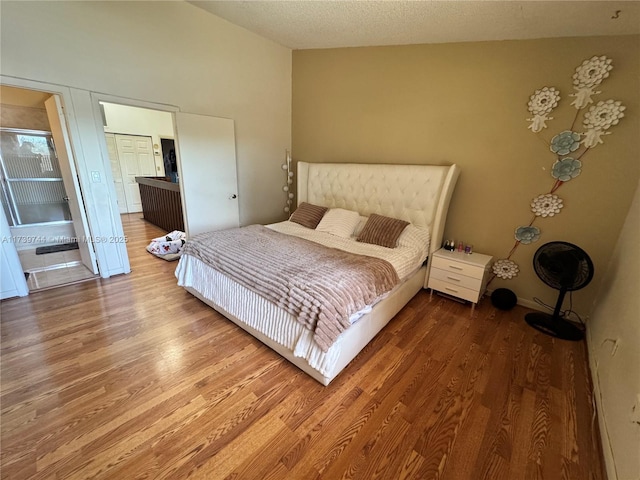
left=177, top=254, right=345, bottom=376
left=175, top=220, right=429, bottom=376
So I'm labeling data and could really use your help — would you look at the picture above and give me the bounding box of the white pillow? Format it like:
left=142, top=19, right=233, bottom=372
left=315, top=208, right=361, bottom=238
left=397, top=224, right=431, bottom=260
left=352, top=215, right=368, bottom=237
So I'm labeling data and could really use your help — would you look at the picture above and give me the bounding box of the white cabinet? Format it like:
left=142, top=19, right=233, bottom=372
left=428, top=248, right=493, bottom=310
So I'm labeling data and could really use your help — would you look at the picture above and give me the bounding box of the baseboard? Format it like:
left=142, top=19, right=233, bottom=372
left=514, top=296, right=545, bottom=311
left=485, top=288, right=546, bottom=312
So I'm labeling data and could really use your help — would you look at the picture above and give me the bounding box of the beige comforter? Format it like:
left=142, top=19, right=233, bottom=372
left=182, top=225, right=400, bottom=351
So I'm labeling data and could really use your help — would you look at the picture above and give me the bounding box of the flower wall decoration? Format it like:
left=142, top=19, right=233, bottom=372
left=527, top=87, right=561, bottom=133
left=515, top=226, right=541, bottom=245
left=582, top=100, right=626, bottom=148
left=551, top=158, right=582, bottom=182
left=489, top=55, right=626, bottom=286
left=571, top=56, right=613, bottom=109
left=531, top=194, right=563, bottom=217
left=550, top=130, right=581, bottom=155
left=493, top=259, right=520, bottom=279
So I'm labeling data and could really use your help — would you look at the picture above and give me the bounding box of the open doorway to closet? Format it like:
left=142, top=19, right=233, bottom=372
left=93, top=93, right=240, bottom=240
left=100, top=102, right=175, bottom=214
left=0, top=85, right=98, bottom=292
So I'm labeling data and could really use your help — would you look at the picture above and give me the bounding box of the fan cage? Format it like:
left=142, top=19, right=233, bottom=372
left=532, top=241, right=594, bottom=292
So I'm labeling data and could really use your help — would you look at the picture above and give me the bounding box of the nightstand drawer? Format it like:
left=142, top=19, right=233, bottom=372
left=431, top=255, right=485, bottom=279
left=428, top=278, right=481, bottom=303
left=429, top=267, right=482, bottom=290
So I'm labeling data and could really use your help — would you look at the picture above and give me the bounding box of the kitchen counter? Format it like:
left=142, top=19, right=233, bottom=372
left=135, top=177, right=184, bottom=232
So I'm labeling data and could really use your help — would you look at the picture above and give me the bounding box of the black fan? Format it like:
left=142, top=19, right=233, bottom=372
left=525, top=241, right=594, bottom=341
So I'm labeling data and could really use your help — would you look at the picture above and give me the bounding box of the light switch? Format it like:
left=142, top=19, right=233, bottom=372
left=91, top=171, right=101, bottom=183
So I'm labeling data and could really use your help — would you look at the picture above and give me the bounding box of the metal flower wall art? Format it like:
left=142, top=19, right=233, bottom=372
left=491, top=55, right=626, bottom=282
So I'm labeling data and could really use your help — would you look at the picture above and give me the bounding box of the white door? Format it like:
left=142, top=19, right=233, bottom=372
left=115, top=135, right=155, bottom=213
left=105, top=133, right=127, bottom=214
left=174, top=113, right=239, bottom=237
left=44, top=95, right=99, bottom=274
left=0, top=207, right=29, bottom=299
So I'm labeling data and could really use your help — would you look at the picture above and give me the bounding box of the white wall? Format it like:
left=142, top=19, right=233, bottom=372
left=1, top=208, right=29, bottom=299
left=102, top=102, right=175, bottom=175
left=1, top=1, right=292, bottom=230
left=588, top=180, right=640, bottom=480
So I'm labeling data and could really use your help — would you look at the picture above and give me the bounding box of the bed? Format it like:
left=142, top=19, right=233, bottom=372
left=175, top=162, right=460, bottom=385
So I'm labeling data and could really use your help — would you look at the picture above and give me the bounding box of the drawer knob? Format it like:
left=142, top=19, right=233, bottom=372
left=445, top=287, right=459, bottom=293
left=447, top=276, right=461, bottom=281
left=449, top=265, right=463, bottom=270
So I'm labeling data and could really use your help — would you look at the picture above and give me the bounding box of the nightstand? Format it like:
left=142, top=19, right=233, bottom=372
left=427, top=248, right=493, bottom=312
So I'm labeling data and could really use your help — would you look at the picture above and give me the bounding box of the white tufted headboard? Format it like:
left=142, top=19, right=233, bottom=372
left=297, top=162, right=460, bottom=256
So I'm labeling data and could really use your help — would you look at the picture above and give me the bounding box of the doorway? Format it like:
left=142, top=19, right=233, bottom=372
left=0, top=86, right=99, bottom=291
left=100, top=102, right=175, bottom=215
left=93, top=94, right=240, bottom=239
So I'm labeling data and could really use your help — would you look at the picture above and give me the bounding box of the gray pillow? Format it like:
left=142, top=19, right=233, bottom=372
left=357, top=213, right=409, bottom=248
left=289, top=202, right=328, bottom=229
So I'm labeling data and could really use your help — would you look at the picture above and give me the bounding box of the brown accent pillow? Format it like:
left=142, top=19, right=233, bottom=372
left=289, top=202, right=328, bottom=229
left=357, top=214, right=410, bottom=248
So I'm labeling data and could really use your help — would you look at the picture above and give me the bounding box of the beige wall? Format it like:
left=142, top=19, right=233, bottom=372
left=292, top=35, right=640, bottom=315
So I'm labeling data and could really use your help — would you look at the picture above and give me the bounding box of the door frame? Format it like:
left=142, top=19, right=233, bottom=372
left=94, top=100, right=240, bottom=238
left=104, top=133, right=128, bottom=214
left=0, top=77, right=99, bottom=275
left=1, top=76, right=185, bottom=278
left=45, top=95, right=99, bottom=274
left=90, top=94, right=180, bottom=218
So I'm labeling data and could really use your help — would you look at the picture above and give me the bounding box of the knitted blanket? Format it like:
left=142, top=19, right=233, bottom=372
left=182, top=225, right=399, bottom=351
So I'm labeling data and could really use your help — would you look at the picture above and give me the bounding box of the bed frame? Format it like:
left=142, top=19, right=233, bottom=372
left=185, top=162, right=460, bottom=385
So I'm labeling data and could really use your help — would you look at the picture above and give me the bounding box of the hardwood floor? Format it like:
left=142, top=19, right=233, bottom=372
left=1, top=214, right=605, bottom=480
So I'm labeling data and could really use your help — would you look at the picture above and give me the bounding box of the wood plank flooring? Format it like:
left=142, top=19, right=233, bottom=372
left=1, top=214, right=606, bottom=479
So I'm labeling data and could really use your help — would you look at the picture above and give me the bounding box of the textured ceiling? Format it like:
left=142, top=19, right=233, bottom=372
left=190, top=1, right=640, bottom=50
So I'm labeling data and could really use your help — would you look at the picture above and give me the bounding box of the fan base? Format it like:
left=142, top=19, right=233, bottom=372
left=524, top=312, right=584, bottom=341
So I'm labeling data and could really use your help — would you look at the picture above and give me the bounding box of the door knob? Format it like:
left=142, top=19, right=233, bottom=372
left=230, top=194, right=237, bottom=199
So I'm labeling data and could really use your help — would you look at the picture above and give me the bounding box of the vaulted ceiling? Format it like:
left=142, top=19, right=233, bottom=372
left=190, top=1, right=640, bottom=50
